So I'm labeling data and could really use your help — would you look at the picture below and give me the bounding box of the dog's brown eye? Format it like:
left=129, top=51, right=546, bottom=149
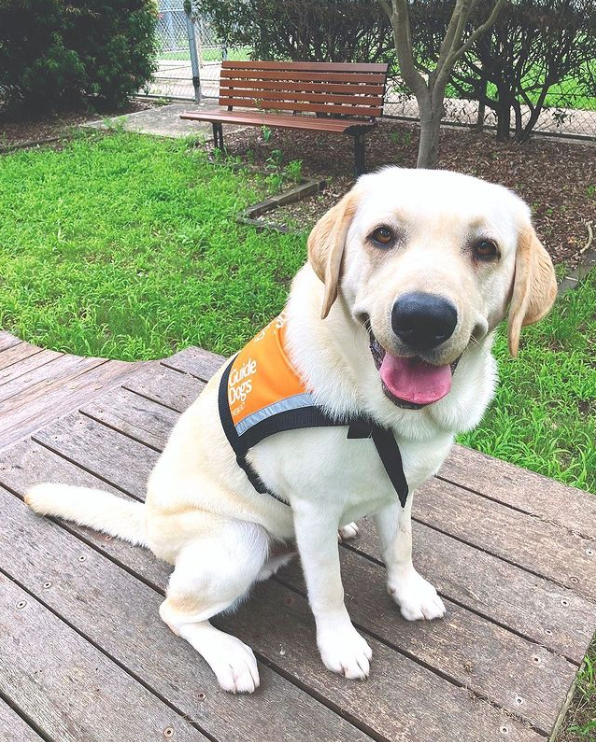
left=473, top=239, right=499, bottom=261
left=371, top=226, right=394, bottom=247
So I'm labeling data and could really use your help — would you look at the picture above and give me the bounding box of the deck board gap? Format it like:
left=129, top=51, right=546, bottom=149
left=409, top=515, right=588, bottom=597
left=0, top=689, right=52, bottom=742
left=121, top=382, right=187, bottom=413
left=0, top=563, right=221, bottom=742
left=338, top=541, right=583, bottom=667
left=434, top=473, right=580, bottom=533
left=80, top=409, right=164, bottom=453
left=30, top=435, right=146, bottom=502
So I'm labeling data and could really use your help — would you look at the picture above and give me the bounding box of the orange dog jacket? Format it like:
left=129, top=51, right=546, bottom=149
left=218, top=312, right=409, bottom=507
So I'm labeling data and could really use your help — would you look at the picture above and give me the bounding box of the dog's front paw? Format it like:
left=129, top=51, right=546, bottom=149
left=317, top=623, right=372, bottom=679
left=338, top=521, right=359, bottom=542
left=388, top=570, right=446, bottom=621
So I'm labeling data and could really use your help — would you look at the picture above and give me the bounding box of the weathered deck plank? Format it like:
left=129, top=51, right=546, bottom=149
left=1, top=484, right=542, bottom=742
left=0, top=340, right=594, bottom=742
left=0, top=487, right=376, bottom=742
left=440, top=445, right=596, bottom=540
left=0, top=572, right=210, bottom=742
left=161, top=345, right=225, bottom=381
left=415, top=477, right=596, bottom=601
left=0, top=342, right=46, bottom=374
left=14, top=363, right=591, bottom=735
left=78, top=379, right=596, bottom=664
left=123, top=363, right=205, bottom=412
left=0, top=332, right=21, bottom=352
left=25, top=402, right=579, bottom=733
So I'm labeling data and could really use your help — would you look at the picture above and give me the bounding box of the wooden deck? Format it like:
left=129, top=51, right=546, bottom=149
left=1, top=334, right=595, bottom=742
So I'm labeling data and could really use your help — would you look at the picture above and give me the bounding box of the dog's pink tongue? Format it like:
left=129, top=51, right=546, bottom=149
left=380, top=354, right=452, bottom=405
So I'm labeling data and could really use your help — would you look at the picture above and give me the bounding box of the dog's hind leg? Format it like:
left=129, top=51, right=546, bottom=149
left=159, top=519, right=269, bottom=693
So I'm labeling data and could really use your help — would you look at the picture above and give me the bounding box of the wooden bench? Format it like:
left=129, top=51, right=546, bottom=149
left=180, top=60, right=389, bottom=175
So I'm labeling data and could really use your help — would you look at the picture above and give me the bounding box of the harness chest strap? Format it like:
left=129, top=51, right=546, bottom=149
left=218, top=315, right=409, bottom=509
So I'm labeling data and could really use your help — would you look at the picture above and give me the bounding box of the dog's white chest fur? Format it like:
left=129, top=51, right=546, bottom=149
left=250, top=426, right=453, bottom=527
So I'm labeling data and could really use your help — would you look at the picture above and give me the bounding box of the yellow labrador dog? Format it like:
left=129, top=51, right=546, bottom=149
left=26, top=167, right=557, bottom=694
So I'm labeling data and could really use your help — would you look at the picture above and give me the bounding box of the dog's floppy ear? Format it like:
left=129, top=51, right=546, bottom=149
left=508, top=224, right=557, bottom=356
left=308, top=191, right=358, bottom=319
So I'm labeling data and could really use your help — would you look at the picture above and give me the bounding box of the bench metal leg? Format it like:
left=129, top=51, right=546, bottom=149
left=212, top=122, right=224, bottom=151
left=354, top=133, right=366, bottom=177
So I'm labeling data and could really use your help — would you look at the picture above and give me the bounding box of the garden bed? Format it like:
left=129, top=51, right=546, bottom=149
left=213, top=119, right=595, bottom=267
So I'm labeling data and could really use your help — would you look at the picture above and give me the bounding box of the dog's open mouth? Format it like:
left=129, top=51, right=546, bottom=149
left=368, top=326, right=460, bottom=410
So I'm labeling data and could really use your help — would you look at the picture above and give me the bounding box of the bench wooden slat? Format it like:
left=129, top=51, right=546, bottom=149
left=219, top=87, right=384, bottom=108
left=187, top=60, right=388, bottom=173
left=182, top=110, right=373, bottom=131
left=181, top=110, right=370, bottom=134
left=0, top=570, right=208, bottom=742
left=220, top=68, right=388, bottom=84
left=222, top=60, right=389, bottom=73
left=220, top=78, right=386, bottom=95
left=216, top=97, right=382, bottom=118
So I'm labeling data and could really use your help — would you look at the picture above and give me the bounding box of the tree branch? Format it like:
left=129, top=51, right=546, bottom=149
left=446, top=0, right=508, bottom=68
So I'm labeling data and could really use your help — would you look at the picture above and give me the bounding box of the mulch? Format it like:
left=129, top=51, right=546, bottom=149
left=215, top=119, right=596, bottom=267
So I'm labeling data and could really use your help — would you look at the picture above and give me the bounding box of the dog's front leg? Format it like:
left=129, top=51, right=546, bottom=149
left=374, top=500, right=446, bottom=621
left=293, top=504, right=372, bottom=679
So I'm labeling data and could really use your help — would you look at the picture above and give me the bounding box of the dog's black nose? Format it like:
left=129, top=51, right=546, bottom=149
left=392, top=293, right=458, bottom=351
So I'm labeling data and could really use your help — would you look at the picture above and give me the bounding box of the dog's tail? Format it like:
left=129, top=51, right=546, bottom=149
left=25, top=484, right=148, bottom=547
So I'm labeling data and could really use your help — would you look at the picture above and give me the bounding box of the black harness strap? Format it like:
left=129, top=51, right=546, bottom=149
left=218, top=359, right=409, bottom=508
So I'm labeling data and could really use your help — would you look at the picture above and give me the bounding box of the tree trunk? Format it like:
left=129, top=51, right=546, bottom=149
left=417, top=110, right=443, bottom=168
left=495, top=85, right=511, bottom=141
left=416, top=91, right=444, bottom=169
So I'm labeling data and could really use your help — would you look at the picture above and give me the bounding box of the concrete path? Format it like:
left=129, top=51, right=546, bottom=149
left=83, top=102, right=244, bottom=140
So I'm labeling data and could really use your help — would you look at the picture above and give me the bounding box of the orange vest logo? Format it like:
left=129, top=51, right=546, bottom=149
left=227, top=313, right=312, bottom=435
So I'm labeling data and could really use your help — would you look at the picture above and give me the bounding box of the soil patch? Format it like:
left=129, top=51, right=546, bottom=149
left=212, top=120, right=595, bottom=266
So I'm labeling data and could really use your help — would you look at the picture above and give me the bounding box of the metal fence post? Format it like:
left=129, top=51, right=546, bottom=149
left=184, top=2, right=201, bottom=103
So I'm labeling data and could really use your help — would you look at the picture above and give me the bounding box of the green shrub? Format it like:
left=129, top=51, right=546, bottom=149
left=0, top=0, right=158, bottom=114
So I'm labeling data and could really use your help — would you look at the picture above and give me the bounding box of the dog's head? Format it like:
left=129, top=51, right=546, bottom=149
left=308, top=167, right=557, bottom=410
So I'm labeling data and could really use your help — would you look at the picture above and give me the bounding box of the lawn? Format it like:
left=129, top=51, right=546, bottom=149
left=0, top=132, right=303, bottom=361
left=0, top=130, right=594, bottom=494
left=0, top=129, right=594, bottom=736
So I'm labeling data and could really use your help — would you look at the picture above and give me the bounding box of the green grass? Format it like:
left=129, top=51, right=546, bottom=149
left=459, top=274, right=596, bottom=493
left=0, top=132, right=304, bottom=361
left=158, top=46, right=252, bottom=64
left=0, top=130, right=595, bottom=495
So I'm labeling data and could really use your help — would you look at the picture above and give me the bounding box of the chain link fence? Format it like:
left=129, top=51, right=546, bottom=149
left=143, top=2, right=596, bottom=142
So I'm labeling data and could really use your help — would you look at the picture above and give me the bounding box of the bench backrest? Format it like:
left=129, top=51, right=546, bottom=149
left=219, top=61, right=388, bottom=120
